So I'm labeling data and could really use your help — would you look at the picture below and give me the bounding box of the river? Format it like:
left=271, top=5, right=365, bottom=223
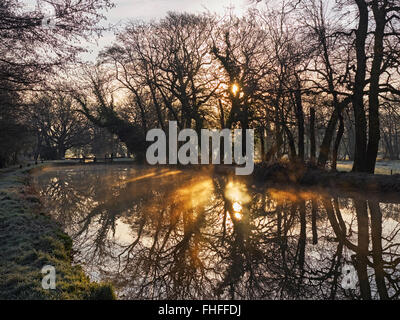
left=33, top=165, right=400, bottom=300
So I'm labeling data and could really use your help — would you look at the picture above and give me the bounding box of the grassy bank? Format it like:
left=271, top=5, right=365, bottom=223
left=337, top=160, right=400, bottom=175
left=253, top=162, right=400, bottom=196
left=0, top=166, right=116, bottom=300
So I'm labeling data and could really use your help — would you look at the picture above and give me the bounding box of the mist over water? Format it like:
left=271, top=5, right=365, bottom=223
left=34, top=165, right=400, bottom=300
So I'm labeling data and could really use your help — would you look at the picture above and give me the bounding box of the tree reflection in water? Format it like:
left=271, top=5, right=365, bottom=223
left=34, top=165, right=400, bottom=300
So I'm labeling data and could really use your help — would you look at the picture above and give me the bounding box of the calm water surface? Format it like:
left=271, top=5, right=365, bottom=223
left=34, top=165, right=400, bottom=300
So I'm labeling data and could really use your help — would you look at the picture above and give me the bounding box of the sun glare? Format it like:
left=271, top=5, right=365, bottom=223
left=233, top=211, right=243, bottom=220
left=232, top=201, right=242, bottom=213
left=225, top=181, right=251, bottom=204
left=232, top=201, right=243, bottom=220
left=231, top=83, right=239, bottom=96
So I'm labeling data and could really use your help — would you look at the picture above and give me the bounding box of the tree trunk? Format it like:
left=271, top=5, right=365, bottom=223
left=294, top=79, right=305, bottom=162
left=352, top=0, right=369, bottom=173
left=366, top=4, right=385, bottom=173
left=283, top=125, right=297, bottom=161
left=259, top=127, right=266, bottom=162
left=311, top=199, right=318, bottom=245
left=58, top=145, right=66, bottom=160
left=332, top=111, right=344, bottom=171
left=298, top=200, right=306, bottom=274
left=310, top=108, right=316, bottom=165
left=317, top=106, right=338, bottom=168
left=368, top=201, right=389, bottom=300
left=354, top=199, right=372, bottom=300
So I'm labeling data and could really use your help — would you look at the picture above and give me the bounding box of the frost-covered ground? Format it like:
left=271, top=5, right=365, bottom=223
left=337, top=160, right=400, bottom=175
left=0, top=167, right=116, bottom=299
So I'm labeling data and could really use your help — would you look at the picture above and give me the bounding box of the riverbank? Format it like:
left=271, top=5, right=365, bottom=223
left=25, top=160, right=400, bottom=196
left=0, top=165, right=116, bottom=300
left=252, top=162, right=400, bottom=200
left=337, top=160, right=400, bottom=175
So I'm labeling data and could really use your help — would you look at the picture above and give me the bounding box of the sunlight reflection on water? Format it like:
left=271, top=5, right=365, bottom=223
left=34, top=165, right=400, bottom=300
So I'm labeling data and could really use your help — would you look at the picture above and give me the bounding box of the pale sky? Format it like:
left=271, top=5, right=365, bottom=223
left=82, top=0, right=252, bottom=60
left=23, top=0, right=259, bottom=60
left=107, top=0, right=248, bottom=22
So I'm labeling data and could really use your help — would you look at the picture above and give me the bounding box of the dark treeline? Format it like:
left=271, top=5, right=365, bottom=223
left=2, top=0, right=400, bottom=173
left=0, top=0, right=115, bottom=166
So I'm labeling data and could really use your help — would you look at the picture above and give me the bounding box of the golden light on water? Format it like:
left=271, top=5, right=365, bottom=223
left=268, top=188, right=320, bottom=204
left=224, top=180, right=249, bottom=221
left=117, top=169, right=182, bottom=186
left=225, top=181, right=251, bottom=204
left=175, top=177, right=214, bottom=210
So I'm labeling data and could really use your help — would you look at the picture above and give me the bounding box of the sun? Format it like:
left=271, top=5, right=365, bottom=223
left=232, top=201, right=242, bottom=213
left=233, top=211, right=243, bottom=220
left=231, top=83, right=239, bottom=96
left=232, top=201, right=243, bottom=220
